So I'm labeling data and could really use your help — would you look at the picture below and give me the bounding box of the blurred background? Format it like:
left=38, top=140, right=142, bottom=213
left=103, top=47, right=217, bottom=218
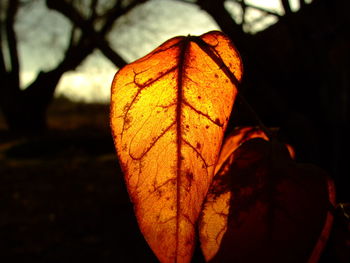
left=0, top=0, right=349, bottom=262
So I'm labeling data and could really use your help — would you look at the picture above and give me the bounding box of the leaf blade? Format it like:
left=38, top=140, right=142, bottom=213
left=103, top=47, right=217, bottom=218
left=199, top=138, right=335, bottom=263
left=199, top=127, right=269, bottom=261
left=110, top=31, right=242, bottom=263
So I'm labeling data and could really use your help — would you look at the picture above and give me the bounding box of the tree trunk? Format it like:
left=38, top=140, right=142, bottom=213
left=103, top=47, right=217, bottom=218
left=1, top=70, right=62, bottom=134
left=1, top=0, right=129, bottom=135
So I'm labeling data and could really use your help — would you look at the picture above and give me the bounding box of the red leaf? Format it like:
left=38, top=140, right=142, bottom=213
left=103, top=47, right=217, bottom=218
left=199, top=138, right=335, bottom=262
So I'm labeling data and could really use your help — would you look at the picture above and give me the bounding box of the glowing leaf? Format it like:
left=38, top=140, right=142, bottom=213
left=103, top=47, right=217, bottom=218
left=110, top=31, right=242, bottom=263
left=199, top=127, right=269, bottom=261
left=199, top=138, right=336, bottom=262
left=215, top=126, right=269, bottom=174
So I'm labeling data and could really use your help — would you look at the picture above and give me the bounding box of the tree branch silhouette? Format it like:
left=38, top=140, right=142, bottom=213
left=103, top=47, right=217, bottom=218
left=5, top=0, right=20, bottom=88
left=197, top=0, right=249, bottom=52
left=0, top=0, right=146, bottom=133
left=46, top=0, right=128, bottom=68
left=281, top=0, right=292, bottom=15
left=230, top=0, right=281, bottom=17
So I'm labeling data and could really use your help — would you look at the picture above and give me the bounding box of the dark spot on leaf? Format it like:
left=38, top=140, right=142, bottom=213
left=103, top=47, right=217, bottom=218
left=186, top=172, right=193, bottom=183
left=124, top=116, right=132, bottom=126
left=183, top=172, right=193, bottom=192
left=186, top=125, right=189, bottom=129
left=180, top=155, right=185, bottom=160
left=198, top=96, right=201, bottom=99
left=122, top=144, right=128, bottom=151
left=214, top=73, right=218, bottom=78
left=215, top=118, right=221, bottom=126
left=196, top=143, right=201, bottom=149
left=205, top=125, right=209, bottom=129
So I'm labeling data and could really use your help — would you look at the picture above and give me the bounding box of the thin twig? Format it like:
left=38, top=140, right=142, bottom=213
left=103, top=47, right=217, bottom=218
left=46, top=0, right=127, bottom=68
left=170, top=0, right=196, bottom=5
left=192, top=36, right=273, bottom=140
left=0, top=21, right=7, bottom=74
left=281, top=0, right=292, bottom=15
left=229, top=0, right=282, bottom=17
left=299, top=0, right=306, bottom=9
left=5, top=0, right=20, bottom=87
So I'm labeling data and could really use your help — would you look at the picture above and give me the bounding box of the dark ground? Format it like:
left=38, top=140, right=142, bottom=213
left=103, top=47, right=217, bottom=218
left=0, top=97, right=348, bottom=263
left=0, top=97, right=160, bottom=262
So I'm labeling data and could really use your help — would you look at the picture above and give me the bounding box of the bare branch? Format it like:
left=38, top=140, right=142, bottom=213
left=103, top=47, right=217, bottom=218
left=23, top=0, right=149, bottom=107
left=46, top=0, right=128, bottom=68
left=299, top=0, right=306, bottom=9
left=229, top=0, right=281, bottom=17
left=171, top=0, right=196, bottom=4
left=100, top=0, right=147, bottom=35
left=67, top=24, right=80, bottom=49
left=24, top=34, right=96, bottom=98
left=197, top=0, right=249, bottom=52
left=245, top=4, right=281, bottom=17
left=240, top=0, right=246, bottom=26
left=89, top=0, right=99, bottom=21
left=281, top=0, right=292, bottom=15
left=246, top=13, right=273, bottom=30
left=5, top=0, right=20, bottom=87
left=0, top=22, right=7, bottom=75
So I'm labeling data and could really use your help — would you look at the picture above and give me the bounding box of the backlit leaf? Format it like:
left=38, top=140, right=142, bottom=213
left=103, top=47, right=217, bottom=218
left=199, top=127, right=269, bottom=261
left=215, top=126, right=269, bottom=175
left=110, top=31, right=242, bottom=263
left=199, top=138, right=336, bottom=262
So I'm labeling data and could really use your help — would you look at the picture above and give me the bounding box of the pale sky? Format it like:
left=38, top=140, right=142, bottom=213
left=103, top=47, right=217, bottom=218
left=17, top=0, right=308, bottom=102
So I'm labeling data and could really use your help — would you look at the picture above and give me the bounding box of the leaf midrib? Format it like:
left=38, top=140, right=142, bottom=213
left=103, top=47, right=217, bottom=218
left=175, top=36, right=190, bottom=262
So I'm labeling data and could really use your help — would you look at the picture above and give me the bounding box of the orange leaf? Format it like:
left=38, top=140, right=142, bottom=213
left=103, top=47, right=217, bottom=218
left=199, top=138, right=336, bottom=262
left=215, top=126, right=269, bottom=175
left=199, top=127, right=269, bottom=260
left=110, top=31, right=242, bottom=263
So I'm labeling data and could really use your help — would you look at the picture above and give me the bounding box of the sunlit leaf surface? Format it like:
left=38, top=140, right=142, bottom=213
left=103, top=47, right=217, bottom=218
left=110, top=31, right=242, bottom=263
left=199, top=138, right=335, bottom=263
left=215, top=127, right=269, bottom=175
left=199, top=127, right=269, bottom=261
